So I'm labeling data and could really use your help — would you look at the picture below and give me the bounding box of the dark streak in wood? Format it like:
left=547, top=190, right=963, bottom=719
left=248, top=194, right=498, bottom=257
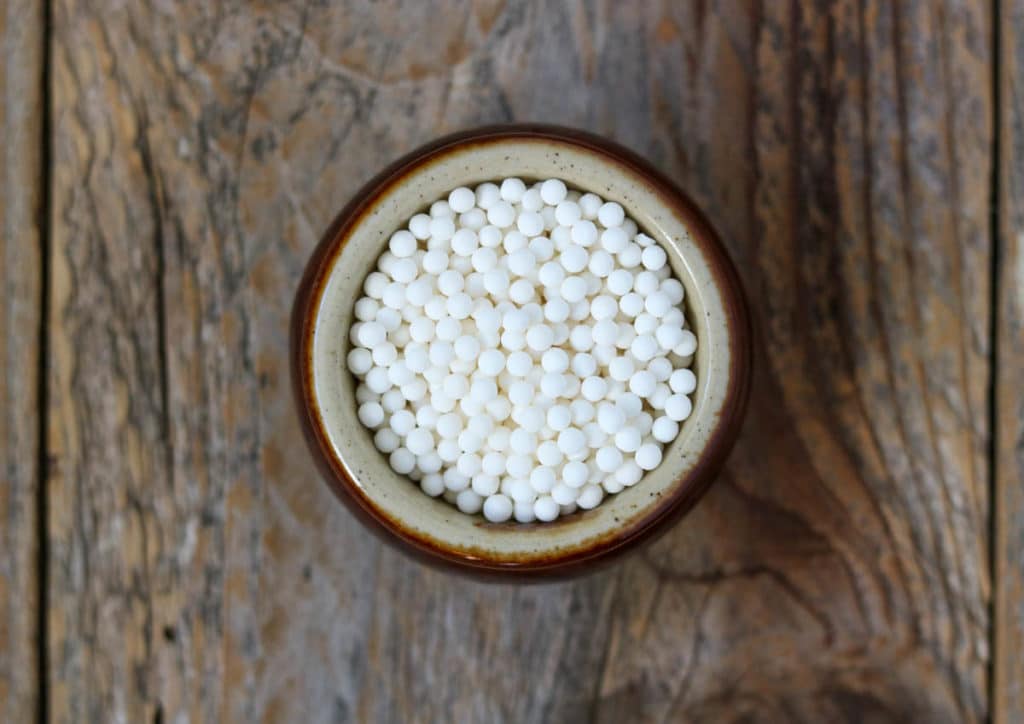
left=0, top=1, right=43, bottom=721
left=996, top=1, right=1024, bottom=721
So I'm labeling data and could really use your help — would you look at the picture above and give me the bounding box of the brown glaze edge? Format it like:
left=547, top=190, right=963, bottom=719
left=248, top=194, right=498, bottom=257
left=290, top=124, right=752, bottom=579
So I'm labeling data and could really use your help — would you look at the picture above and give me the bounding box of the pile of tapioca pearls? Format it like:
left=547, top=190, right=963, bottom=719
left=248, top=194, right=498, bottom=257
left=347, top=178, right=697, bottom=523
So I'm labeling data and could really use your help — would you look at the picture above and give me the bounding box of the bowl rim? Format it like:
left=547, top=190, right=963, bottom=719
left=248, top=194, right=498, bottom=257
left=291, top=124, right=751, bottom=577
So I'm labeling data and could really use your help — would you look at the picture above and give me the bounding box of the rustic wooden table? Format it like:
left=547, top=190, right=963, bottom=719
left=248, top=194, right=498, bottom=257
left=2, top=1, right=1021, bottom=722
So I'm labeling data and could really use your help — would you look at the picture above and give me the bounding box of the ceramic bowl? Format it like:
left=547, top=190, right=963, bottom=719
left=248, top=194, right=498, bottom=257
left=291, top=125, right=750, bottom=577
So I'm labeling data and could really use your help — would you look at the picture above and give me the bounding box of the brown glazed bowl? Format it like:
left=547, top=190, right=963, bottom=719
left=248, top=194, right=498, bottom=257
left=291, top=125, right=750, bottom=578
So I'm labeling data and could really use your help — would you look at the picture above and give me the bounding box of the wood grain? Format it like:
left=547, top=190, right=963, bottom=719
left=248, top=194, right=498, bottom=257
left=996, top=0, right=1024, bottom=721
left=0, top=0, right=43, bottom=721
left=48, top=1, right=992, bottom=722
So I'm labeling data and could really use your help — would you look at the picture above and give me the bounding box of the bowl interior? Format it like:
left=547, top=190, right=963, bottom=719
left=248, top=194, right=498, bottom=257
left=308, top=137, right=734, bottom=565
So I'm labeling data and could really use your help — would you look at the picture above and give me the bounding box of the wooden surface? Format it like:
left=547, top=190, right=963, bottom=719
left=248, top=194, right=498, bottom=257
left=0, top=1, right=43, bottom=722
left=3, top=0, right=1018, bottom=721
left=997, top=1, right=1024, bottom=721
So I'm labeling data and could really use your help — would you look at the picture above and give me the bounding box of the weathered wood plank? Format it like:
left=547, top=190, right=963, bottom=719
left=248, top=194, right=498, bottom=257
left=0, top=1, right=43, bottom=720
left=996, top=1, right=1024, bottom=721
left=49, top=1, right=992, bottom=722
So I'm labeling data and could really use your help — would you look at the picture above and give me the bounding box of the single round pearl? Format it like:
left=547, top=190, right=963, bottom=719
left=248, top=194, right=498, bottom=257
left=633, top=270, right=659, bottom=296
left=596, top=446, right=624, bottom=473
left=656, top=324, right=685, bottom=351
left=430, top=200, right=453, bottom=217
left=347, top=348, right=373, bottom=375
left=483, top=269, right=510, bottom=297
left=437, top=269, right=464, bottom=296
left=635, top=443, right=663, bottom=471
left=534, top=496, right=559, bottom=522
left=500, top=177, right=526, bottom=202
left=508, top=381, right=534, bottom=407
left=477, top=349, right=505, bottom=377
left=597, top=405, right=625, bottom=435
left=615, top=460, right=643, bottom=487
left=459, top=208, right=486, bottom=230
left=590, top=295, right=617, bottom=320
left=547, top=404, right=573, bottom=431
left=505, top=350, right=533, bottom=377
left=555, top=200, right=582, bottom=226
left=456, top=452, right=483, bottom=478
left=664, top=394, right=693, bottom=422
left=668, top=369, right=695, bottom=396
left=526, top=324, right=555, bottom=352
left=513, top=407, right=545, bottom=434
left=642, top=244, right=668, bottom=271
left=357, top=402, right=385, bottom=428
left=571, top=220, right=598, bottom=247
left=389, top=229, right=418, bottom=258
left=506, top=455, right=533, bottom=479
left=560, top=276, right=587, bottom=303
left=674, top=329, right=698, bottom=357
left=652, top=416, right=679, bottom=443
left=569, top=325, right=593, bottom=351
left=580, top=376, right=608, bottom=402
left=619, top=244, right=642, bottom=268
left=419, top=473, right=444, bottom=496
left=409, top=213, right=432, bottom=239
left=429, top=216, right=455, bottom=241
left=451, top=228, right=478, bottom=256
left=389, top=448, right=416, bottom=475
left=560, top=245, right=588, bottom=273
left=487, top=201, right=516, bottom=228
left=597, top=202, right=625, bottom=228
left=631, top=334, right=659, bottom=362
left=645, top=291, right=672, bottom=318
left=453, top=335, right=480, bottom=361
left=405, top=427, right=434, bottom=456
left=537, top=440, right=563, bottom=467
left=455, top=489, right=483, bottom=514
left=404, top=344, right=429, bottom=371
left=354, top=297, right=379, bottom=322
left=530, top=467, right=556, bottom=493
left=563, top=461, right=589, bottom=488
left=551, top=483, right=578, bottom=505
left=374, top=428, right=400, bottom=453
left=509, top=278, right=535, bottom=304
left=661, top=278, right=685, bottom=304
left=614, top=427, right=642, bottom=453
left=620, top=292, right=644, bottom=318
left=517, top=211, right=544, bottom=237
left=557, top=428, right=587, bottom=456
left=437, top=438, right=460, bottom=462
left=629, top=370, right=657, bottom=397
left=576, top=484, right=604, bottom=509
left=521, top=188, right=543, bottom=212
left=475, top=182, right=501, bottom=209
left=448, top=186, right=476, bottom=214
left=541, top=348, right=569, bottom=374
left=571, top=353, right=597, bottom=378
left=471, top=472, right=499, bottom=496
left=579, top=193, right=602, bottom=219
left=540, top=178, right=568, bottom=205
left=592, top=319, right=619, bottom=347
left=539, top=261, right=566, bottom=288
left=587, top=250, right=614, bottom=277
left=483, top=494, right=513, bottom=522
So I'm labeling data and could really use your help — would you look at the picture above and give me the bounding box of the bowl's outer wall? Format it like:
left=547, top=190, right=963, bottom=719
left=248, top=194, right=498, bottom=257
left=290, top=124, right=752, bottom=579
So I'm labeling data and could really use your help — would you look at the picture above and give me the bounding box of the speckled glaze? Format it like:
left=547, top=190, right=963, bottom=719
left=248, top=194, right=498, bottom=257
left=291, top=125, right=751, bottom=577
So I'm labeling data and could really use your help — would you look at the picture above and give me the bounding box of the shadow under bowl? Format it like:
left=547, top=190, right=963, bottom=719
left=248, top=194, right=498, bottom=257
left=291, top=124, right=751, bottom=578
